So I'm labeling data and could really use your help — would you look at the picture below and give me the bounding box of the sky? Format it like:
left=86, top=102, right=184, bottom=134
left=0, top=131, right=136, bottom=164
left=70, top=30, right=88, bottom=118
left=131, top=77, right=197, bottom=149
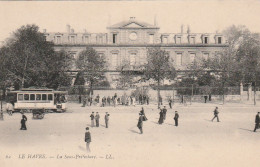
left=0, top=0, right=260, bottom=42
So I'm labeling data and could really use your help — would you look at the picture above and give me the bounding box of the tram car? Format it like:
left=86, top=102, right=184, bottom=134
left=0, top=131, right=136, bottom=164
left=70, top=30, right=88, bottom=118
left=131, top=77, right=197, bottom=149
left=10, top=88, right=67, bottom=113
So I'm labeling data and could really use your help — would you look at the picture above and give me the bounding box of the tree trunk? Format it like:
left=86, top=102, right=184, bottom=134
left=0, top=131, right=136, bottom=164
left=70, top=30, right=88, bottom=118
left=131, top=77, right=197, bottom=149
left=157, top=78, right=160, bottom=109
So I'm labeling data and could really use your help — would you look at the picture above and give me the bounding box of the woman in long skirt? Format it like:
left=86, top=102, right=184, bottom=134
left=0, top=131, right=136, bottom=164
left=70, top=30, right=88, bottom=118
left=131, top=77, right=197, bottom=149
left=158, top=109, right=164, bottom=124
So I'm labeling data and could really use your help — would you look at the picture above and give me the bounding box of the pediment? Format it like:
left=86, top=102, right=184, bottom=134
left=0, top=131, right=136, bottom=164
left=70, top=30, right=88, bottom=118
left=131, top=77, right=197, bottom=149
left=123, top=22, right=145, bottom=28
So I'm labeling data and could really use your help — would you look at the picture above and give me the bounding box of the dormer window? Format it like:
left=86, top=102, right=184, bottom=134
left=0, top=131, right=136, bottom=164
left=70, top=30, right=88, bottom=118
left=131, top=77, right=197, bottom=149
left=83, top=35, right=90, bottom=44
left=162, top=36, right=168, bottom=44
left=112, top=34, right=117, bottom=44
left=201, top=34, right=210, bottom=44
left=175, top=35, right=182, bottom=44
left=69, top=35, right=76, bottom=44
left=55, top=36, right=62, bottom=44
left=188, top=34, right=196, bottom=44
left=204, top=37, right=208, bottom=44
left=217, top=37, right=222, bottom=44
left=149, top=34, right=154, bottom=44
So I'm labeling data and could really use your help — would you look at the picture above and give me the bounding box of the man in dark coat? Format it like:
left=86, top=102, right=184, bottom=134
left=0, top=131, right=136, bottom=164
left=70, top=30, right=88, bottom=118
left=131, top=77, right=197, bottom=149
left=254, top=112, right=260, bottom=132
left=137, top=113, right=144, bottom=134
left=169, top=98, right=172, bottom=109
left=174, top=111, right=179, bottom=126
left=211, top=107, right=220, bottom=122
left=79, top=95, right=82, bottom=104
left=158, top=108, right=164, bottom=124
left=85, top=127, right=91, bottom=152
left=140, top=107, right=148, bottom=121
left=204, top=95, right=208, bottom=103
left=95, top=112, right=100, bottom=127
left=162, top=106, right=167, bottom=120
left=20, top=114, right=27, bottom=130
left=90, top=112, right=95, bottom=127
left=105, top=112, right=110, bottom=128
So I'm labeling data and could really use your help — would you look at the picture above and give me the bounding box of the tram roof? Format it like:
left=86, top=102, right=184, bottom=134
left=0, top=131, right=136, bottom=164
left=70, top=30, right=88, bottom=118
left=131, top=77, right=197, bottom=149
left=10, top=88, right=67, bottom=94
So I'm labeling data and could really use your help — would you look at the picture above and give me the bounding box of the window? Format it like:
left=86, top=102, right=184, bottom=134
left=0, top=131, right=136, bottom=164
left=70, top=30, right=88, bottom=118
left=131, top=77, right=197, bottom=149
left=204, top=37, right=208, bottom=44
left=176, top=37, right=181, bottom=44
left=218, top=37, right=222, bottom=44
left=130, top=53, right=136, bottom=66
left=56, top=36, right=61, bottom=44
left=69, top=36, right=76, bottom=44
left=113, top=34, right=117, bottom=44
left=111, top=53, right=118, bottom=67
left=190, top=37, right=195, bottom=44
left=149, top=34, right=154, bottom=44
left=30, top=94, right=35, bottom=101
left=36, top=94, right=41, bottom=100
left=83, top=36, right=89, bottom=44
left=162, top=36, right=168, bottom=44
left=48, top=94, right=53, bottom=101
left=42, top=94, right=47, bottom=100
left=203, top=53, right=209, bottom=60
left=190, top=53, right=196, bottom=63
left=176, top=53, right=182, bottom=66
left=24, top=94, right=29, bottom=101
left=18, top=94, right=23, bottom=101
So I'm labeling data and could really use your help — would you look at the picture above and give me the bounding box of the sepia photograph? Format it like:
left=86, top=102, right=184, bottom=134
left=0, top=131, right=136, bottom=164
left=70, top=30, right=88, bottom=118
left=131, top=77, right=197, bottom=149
left=0, top=0, right=260, bottom=167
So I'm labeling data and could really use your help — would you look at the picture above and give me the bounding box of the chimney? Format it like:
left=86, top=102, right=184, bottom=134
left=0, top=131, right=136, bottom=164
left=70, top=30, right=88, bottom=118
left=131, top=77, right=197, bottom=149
left=181, top=24, right=184, bottom=34
left=43, top=29, right=47, bottom=33
left=66, top=24, right=71, bottom=33
left=187, top=25, right=190, bottom=34
left=154, top=15, right=157, bottom=26
left=71, top=29, right=74, bottom=33
left=130, top=17, right=135, bottom=21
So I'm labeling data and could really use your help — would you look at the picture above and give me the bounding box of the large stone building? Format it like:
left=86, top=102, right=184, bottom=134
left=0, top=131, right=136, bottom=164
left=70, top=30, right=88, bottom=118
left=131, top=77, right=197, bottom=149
left=44, top=17, right=228, bottom=86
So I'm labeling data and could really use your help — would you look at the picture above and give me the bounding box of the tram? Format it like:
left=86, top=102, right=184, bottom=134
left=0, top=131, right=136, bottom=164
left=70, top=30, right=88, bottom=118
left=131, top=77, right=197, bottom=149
left=10, top=88, right=67, bottom=113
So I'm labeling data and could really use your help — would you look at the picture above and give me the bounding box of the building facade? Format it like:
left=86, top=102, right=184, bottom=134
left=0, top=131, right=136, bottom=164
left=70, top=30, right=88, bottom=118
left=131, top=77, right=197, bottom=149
left=44, top=17, right=228, bottom=86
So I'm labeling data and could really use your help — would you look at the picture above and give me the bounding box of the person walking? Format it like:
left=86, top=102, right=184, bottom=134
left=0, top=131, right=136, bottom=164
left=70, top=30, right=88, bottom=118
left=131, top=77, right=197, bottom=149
left=162, top=106, right=167, bottom=120
left=169, top=98, right=172, bottom=109
left=95, top=112, right=100, bottom=127
left=204, top=95, right=208, bottom=103
left=85, top=127, right=91, bottom=152
left=254, top=112, right=260, bottom=132
left=140, top=107, right=148, bottom=121
left=20, top=114, right=27, bottom=130
left=79, top=95, right=82, bottom=104
left=105, top=112, right=110, bottom=128
left=90, top=112, right=95, bottom=127
left=158, top=108, right=164, bottom=124
left=174, top=111, right=179, bottom=126
left=211, top=107, right=220, bottom=122
left=137, top=113, right=144, bottom=134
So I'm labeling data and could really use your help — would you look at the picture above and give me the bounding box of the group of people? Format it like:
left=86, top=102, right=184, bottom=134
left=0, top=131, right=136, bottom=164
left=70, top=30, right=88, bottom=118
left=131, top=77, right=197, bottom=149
left=158, top=106, right=179, bottom=126
left=90, top=112, right=110, bottom=128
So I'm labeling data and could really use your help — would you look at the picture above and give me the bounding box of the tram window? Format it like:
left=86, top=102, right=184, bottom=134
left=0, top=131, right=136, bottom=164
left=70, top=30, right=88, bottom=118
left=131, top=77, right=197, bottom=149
left=30, top=94, right=35, bottom=100
left=24, top=94, right=29, bottom=100
left=36, top=94, right=41, bottom=100
left=18, top=94, right=23, bottom=101
left=42, top=94, right=47, bottom=100
left=48, top=94, right=53, bottom=100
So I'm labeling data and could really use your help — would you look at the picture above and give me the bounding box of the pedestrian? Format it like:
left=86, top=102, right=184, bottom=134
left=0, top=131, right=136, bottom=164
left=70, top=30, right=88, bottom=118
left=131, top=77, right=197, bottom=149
left=90, top=112, right=95, bottom=127
left=146, top=96, right=149, bottom=105
left=158, top=108, right=164, bottom=124
left=96, top=94, right=100, bottom=104
left=169, top=98, right=172, bottom=109
left=137, top=113, right=144, bottom=134
left=6, top=101, right=14, bottom=116
left=140, top=107, right=148, bottom=121
left=107, top=96, right=111, bottom=106
left=204, top=95, right=208, bottom=103
left=82, top=96, right=86, bottom=107
left=211, top=107, right=220, bottom=122
left=139, top=94, right=142, bottom=105
left=174, top=111, right=179, bottom=126
left=85, top=127, right=91, bottom=152
left=253, top=112, right=260, bottom=132
left=159, top=96, right=163, bottom=105
left=79, top=95, right=82, bottom=104
left=95, top=112, right=100, bottom=127
left=20, top=114, right=27, bottom=130
left=162, top=106, right=167, bottom=120
left=105, top=112, right=110, bottom=128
